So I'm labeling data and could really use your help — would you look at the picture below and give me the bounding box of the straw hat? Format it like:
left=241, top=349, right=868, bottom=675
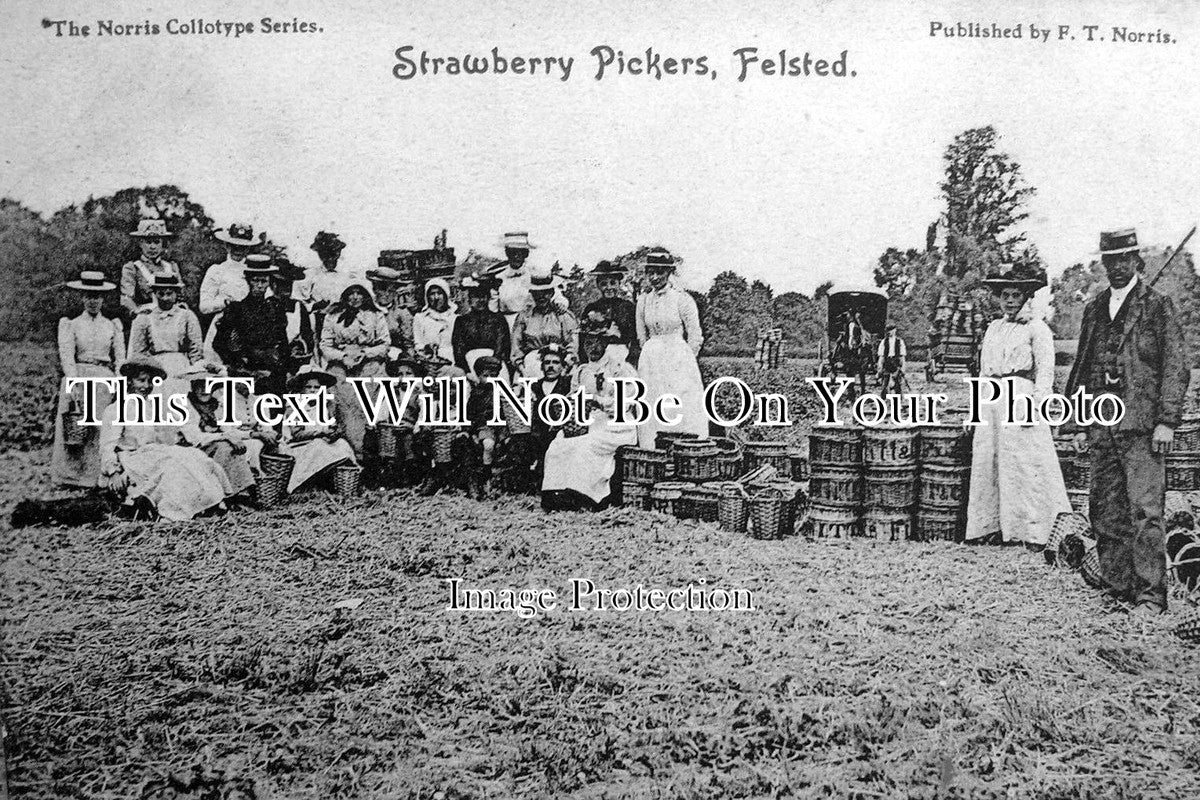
left=366, top=266, right=405, bottom=285
left=500, top=231, right=537, bottom=250
left=1097, top=228, right=1140, bottom=255
left=214, top=223, right=257, bottom=247
left=243, top=253, right=277, bottom=278
left=982, top=263, right=1047, bottom=293
left=129, top=218, right=174, bottom=238
left=528, top=273, right=564, bottom=293
left=119, top=354, right=167, bottom=380
left=148, top=273, right=185, bottom=291
left=288, top=364, right=337, bottom=391
left=590, top=260, right=626, bottom=276
left=644, top=247, right=676, bottom=270
left=66, top=270, right=116, bottom=292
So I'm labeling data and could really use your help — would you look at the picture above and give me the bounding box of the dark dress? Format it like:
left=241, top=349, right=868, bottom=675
left=213, top=295, right=290, bottom=397
left=581, top=297, right=639, bottom=365
left=451, top=309, right=511, bottom=373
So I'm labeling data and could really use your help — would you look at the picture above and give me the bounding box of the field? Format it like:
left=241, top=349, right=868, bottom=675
left=2, top=343, right=1200, bottom=799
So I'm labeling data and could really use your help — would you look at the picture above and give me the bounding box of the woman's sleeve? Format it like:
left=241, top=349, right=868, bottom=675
left=58, top=318, right=75, bottom=376
left=179, top=410, right=220, bottom=447
left=364, top=313, right=390, bottom=358
left=510, top=313, right=527, bottom=364
left=635, top=296, right=648, bottom=344
left=563, top=312, right=579, bottom=364
left=1032, top=322, right=1056, bottom=398
left=111, top=318, right=126, bottom=369
left=680, top=292, right=704, bottom=355
left=320, top=317, right=345, bottom=362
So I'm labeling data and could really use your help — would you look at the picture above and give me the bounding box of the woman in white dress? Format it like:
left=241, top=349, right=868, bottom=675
left=412, top=278, right=458, bottom=366
left=52, top=271, right=126, bottom=487
left=635, top=247, right=707, bottom=449
left=278, top=366, right=357, bottom=493
left=542, top=323, right=639, bottom=510
left=99, top=355, right=233, bottom=521
left=965, top=264, right=1071, bottom=548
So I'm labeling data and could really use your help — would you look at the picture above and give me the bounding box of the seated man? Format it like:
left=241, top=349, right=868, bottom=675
left=529, top=344, right=573, bottom=483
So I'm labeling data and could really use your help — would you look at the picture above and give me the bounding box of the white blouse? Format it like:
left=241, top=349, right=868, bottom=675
left=635, top=287, right=703, bottom=355
left=979, top=318, right=1055, bottom=396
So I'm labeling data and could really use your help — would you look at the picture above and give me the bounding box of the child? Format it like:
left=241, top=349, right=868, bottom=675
left=278, top=366, right=357, bottom=493
left=465, top=355, right=506, bottom=499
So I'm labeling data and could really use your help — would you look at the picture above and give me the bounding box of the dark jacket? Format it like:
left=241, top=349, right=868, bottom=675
left=581, top=297, right=639, bottom=365
left=213, top=296, right=290, bottom=379
left=451, top=310, right=511, bottom=373
left=1065, top=280, right=1189, bottom=434
left=531, top=374, right=573, bottom=446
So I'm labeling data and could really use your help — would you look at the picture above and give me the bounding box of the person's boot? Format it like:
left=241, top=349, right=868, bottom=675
left=400, top=459, right=423, bottom=487
left=417, top=463, right=448, bottom=496
left=469, top=464, right=491, bottom=500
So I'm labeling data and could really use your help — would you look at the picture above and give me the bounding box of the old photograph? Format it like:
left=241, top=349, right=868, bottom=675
left=2, top=0, right=1199, bottom=797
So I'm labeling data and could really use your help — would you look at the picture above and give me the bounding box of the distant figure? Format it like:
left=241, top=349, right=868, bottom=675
left=876, top=324, right=907, bottom=396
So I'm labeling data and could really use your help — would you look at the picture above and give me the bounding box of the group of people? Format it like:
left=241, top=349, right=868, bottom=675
left=50, top=224, right=710, bottom=519
left=965, top=228, right=1190, bottom=620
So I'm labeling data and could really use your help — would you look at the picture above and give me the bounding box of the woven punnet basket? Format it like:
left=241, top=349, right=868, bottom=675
left=377, top=424, right=400, bottom=460
left=655, top=431, right=699, bottom=454
left=918, top=464, right=970, bottom=509
left=260, top=453, right=296, bottom=485
left=809, top=425, right=862, bottom=466
left=1175, top=415, right=1200, bottom=451
left=916, top=507, right=962, bottom=542
left=788, top=450, right=809, bottom=482
left=808, top=465, right=863, bottom=507
left=257, top=471, right=289, bottom=508
left=1067, top=489, right=1090, bottom=518
left=807, top=503, right=859, bottom=539
left=1166, top=453, right=1200, bottom=492
left=682, top=483, right=722, bottom=523
left=1175, top=607, right=1200, bottom=644
left=62, top=410, right=87, bottom=447
left=918, top=424, right=969, bottom=466
left=431, top=430, right=456, bottom=463
left=620, top=446, right=670, bottom=484
left=1080, top=545, right=1105, bottom=589
left=744, top=441, right=791, bottom=475
left=864, top=466, right=918, bottom=508
left=334, top=463, right=361, bottom=497
left=718, top=483, right=750, bottom=532
left=1057, top=531, right=1095, bottom=571
left=674, top=438, right=721, bottom=482
left=1046, top=512, right=1091, bottom=566
left=862, top=426, right=917, bottom=468
left=650, top=481, right=689, bottom=516
left=713, top=438, right=745, bottom=480
left=748, top=487, right=791, bottom=540
left=622, top=480, right=651, bottom=510
left=862, top=506, right=913, bottom=542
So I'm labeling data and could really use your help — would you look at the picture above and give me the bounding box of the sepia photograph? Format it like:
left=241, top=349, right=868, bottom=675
left=2, top=1, right=1200, bottom=797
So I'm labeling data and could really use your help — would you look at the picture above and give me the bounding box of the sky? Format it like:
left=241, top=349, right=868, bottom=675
left=2, top=0, right=1198, bottom=294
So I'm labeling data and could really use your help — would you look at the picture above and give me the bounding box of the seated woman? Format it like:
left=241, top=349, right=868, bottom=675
left=320, top=282, right=390, bottom=464
left=99, top=355, right=234, bottom=521
left=965, top=263, right=1071, bottom=549
left=278, top=366, right=357, bottom=493
left=541, top=323, right=639, bottom=511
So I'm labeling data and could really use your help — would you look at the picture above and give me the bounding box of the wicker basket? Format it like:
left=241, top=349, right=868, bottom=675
left=1168, top=538, right=1200, bottom=593
left=682, top=483, right=722, bottom=523
left=713, top=438, right=745, bottom=480
left=650, top=481, right=690, bottom=516
left=655, top=431, right=699, bottom=454
left=620, top=446, right=670, bottom=484
left=864, top=466, right=918, bottom=508
left=918, top=424, right=970, bottom=466
left=1067, top=488, right=1090, bottom=518
left=257, top=471, right=289, bottom=507
left=562, top=419, right=590, bottom=439
left=862, top=427, right=917, bottom=467
left=1046, top=512, right=1091, bottom=567
left=916, top=507, right=962, bottom=542
left=809, top=425, right=862, bottom=466
left=1166, top=453, right=1200, bottom=492
left=260, top=453, right=296, bottom=485
left=808, top=465, right=863, bottom=507
left=862, top=507, right=913, bottom=542
left=432, top=429, right=456, bottom=463
left=334, top=463, right=361, bottom=497
left=918, top=464, right=970, bottom=509
left=1175, top=415, right=1200, bottom=451
left=622, top=480, right=651, bottom=510
left=1080, top=545, right=1105, bottom=589
left=377, top=424, right=400, bottom=460
left=503, top=396, right=533, bottom=435
left=718, top=483, right=750, bottom=532
left=788, top=450, right=809, bottom=482
left=1175, top=607, right=1200, bottom=644
left=61, top=410, right=87, bottom=447
left=807, top=504, right=859, bottom=539
left=737, top=464, right=777, bottom=486
left=1057, top=531, right=1095, bottom=571
left=748, top=487, right=791, bottom=540
left=744, top=441, right=791, bottom=475
left=674, top=438, right=721, bottom=482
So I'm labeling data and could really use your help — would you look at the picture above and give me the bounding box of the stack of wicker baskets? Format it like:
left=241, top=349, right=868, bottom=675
left=915, top=421, right=971, bottom=541
left=861, top=426, right=917, bottom=542
left=1054, top=434, right=1091, bottom=516
left=1166, top=414, right=1200, bottom=492
left=807, top=425, right=863, bottom=538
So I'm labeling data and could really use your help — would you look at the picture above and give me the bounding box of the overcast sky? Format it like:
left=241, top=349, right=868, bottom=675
left=2, top=0, right=1197, bottom=294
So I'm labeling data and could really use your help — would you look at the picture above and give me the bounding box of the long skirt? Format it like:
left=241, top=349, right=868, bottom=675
left=280, top=437, right=357, bottom=492
left=328, top=358, right=387, bottom=459
left=965, top=376, right=1071, bottom=545
left=199, top=440, right=256, bottom=495
left=636, top=334, right=707, bottom=449
left=121, top=444, right=233, bottom=521
left=542, top=411, right=638, bottom=503
left=51, top=364, right=115, bottom=488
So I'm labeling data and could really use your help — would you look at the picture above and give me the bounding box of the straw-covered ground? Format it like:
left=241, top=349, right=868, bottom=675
left=3, top=443, right=1199, bottom=799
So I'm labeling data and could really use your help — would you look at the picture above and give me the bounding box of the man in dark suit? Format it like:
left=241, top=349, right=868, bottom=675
left=1065, top=228, right=1190, bottom=619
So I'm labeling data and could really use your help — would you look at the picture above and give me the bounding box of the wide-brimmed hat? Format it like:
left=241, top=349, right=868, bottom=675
left=418, top=343, right=452, bottom=369
left=66, top=270, right=116, bottom=292
left=583, top=320, right=623, bottom=344
left=539, top=343, right=567, bottom=360
left=288, top=365, right=337, bottom=392
left=982, top=263, right=1048, bottom=293
left=474, top=355, right=503, bottom=374
left=119, top=354, right=167, bottom=380
left=580, top=308, right=614, bottom=336
left=129, top=218, right=175, bottom=239
left=178, top=366, right=216, bottom=387
left=243, top=253, right=277, bottom=278
left=272, top=258, right=306, bottom=284
left=366, top=266, right=405, bottom=285
left=386, top=356, right=426, bottom=378
left=590, top=260, right=626, bottom=276
left=1097, top=228, right=1140, bottom=255
left=644, top=247, right=676, bottom=270
left=148, top=273, right=185, bottom=291
left=500, top=231, right=537, bottom=251
left=311, top=231, right=346, bottom=255
left=528, top=273, right=563, bottom=293
left=214, top=223, right=257, bottom=247
left=461, top=271, right=500, bottom=292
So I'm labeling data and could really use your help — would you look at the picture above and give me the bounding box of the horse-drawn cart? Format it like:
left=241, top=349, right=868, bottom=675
left=815, top=287, right=888, bottom=393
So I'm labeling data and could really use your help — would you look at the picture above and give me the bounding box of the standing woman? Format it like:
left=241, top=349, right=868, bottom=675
left=320, top=282, right=390, bottom=460
left=635, top=247, right=707, bottom=449
left=413, top=278, right=458, bottom=367
left=52, top=271, right=126, bottom=488
left=966, top=264, right=1071, bottom=548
